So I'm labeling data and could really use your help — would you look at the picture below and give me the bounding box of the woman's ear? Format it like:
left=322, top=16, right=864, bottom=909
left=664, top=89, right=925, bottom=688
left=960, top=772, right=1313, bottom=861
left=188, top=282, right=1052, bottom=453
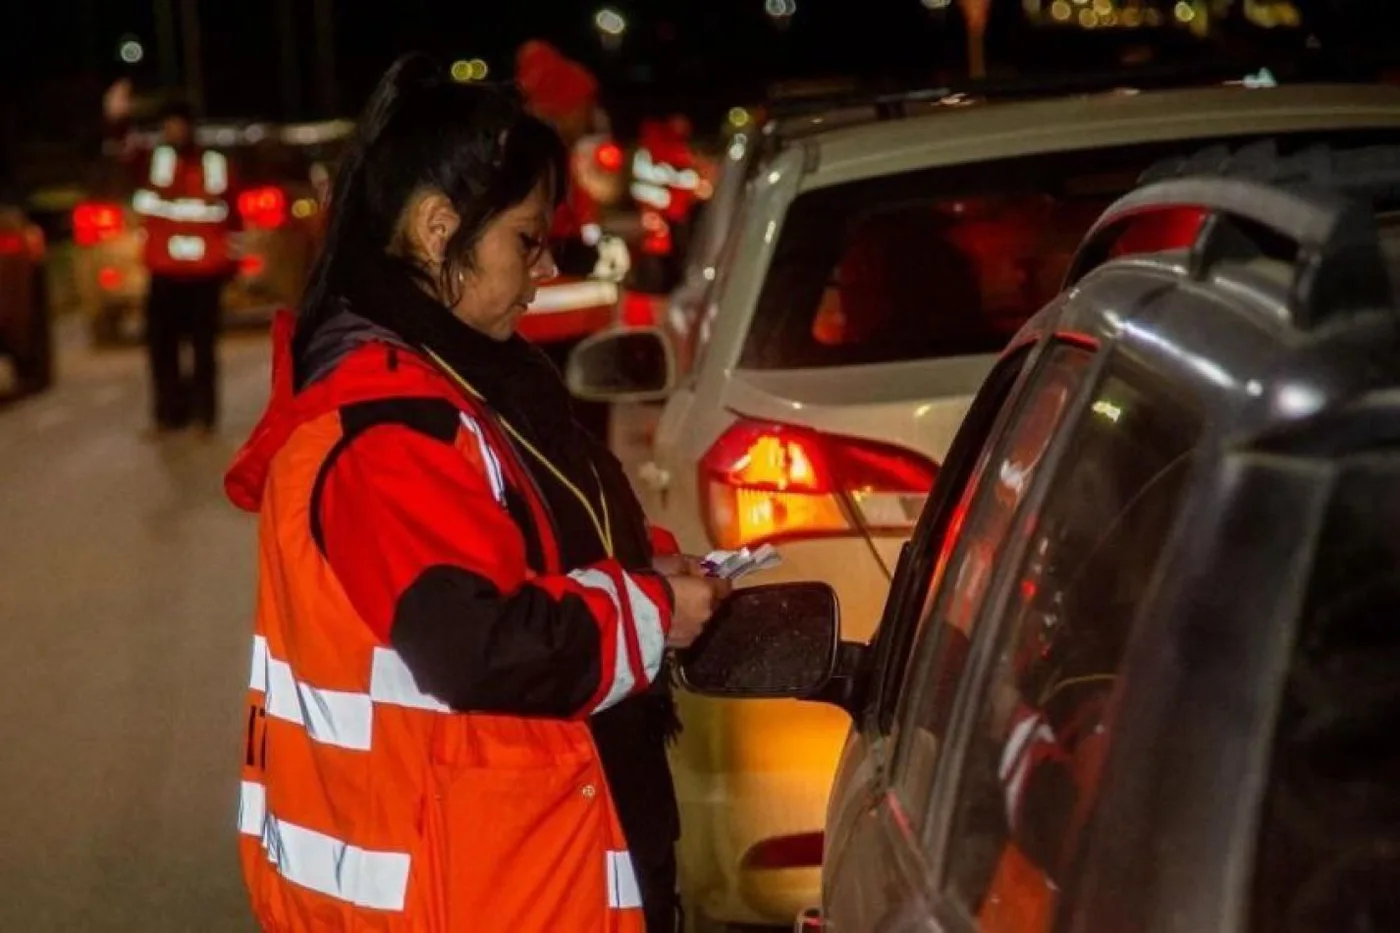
left=402, top=192, right=462, bottom=266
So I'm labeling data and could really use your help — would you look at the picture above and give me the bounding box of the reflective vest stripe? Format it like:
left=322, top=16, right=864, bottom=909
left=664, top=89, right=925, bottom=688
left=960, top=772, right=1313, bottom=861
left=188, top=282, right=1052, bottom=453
left=238, top=780, right=413, bottom=912
left=570, top=569, right=635, bottom=711
left=457, top=413, right=507, bottom=505
left=133, top=189, right=230, bottom=224
left=567, top=569, right=666, bottom=714
left=620, top=573, right=666, bottom=683
left=202, top=150, right=229, bottom=195
left=606, top=851, right=643, bottom=910
left=248, top=635, right=450, bottom=753
left=150, top=146, right=177, bottom=187
left=241, top=780, right=644, bottom=914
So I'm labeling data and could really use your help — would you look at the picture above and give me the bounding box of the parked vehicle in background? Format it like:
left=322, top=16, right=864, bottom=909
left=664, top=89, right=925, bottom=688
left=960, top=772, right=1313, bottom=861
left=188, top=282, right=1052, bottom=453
left=570, top=76, right=1400, bottom=929
left=0, top=198, right=51, bottom=397
left=70, top=119, right=350, bottom=345
left=677, top=143, right=1400, bottom=933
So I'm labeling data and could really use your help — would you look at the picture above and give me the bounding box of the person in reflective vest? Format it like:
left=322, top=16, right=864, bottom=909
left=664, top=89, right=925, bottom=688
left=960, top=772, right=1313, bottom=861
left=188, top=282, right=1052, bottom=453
left=225, top=54, right=729, bottom=932
left=135, top=99, right=238, bottom=434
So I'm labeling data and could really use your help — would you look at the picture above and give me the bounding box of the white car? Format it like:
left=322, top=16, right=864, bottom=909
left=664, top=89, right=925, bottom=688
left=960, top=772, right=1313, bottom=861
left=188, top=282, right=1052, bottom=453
left=572, top=79, right=1400, bottom=930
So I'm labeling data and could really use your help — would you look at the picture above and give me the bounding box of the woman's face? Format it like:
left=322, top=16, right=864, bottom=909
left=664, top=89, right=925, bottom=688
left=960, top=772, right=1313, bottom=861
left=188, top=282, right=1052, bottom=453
left=452, top=182, right=557, bottom=340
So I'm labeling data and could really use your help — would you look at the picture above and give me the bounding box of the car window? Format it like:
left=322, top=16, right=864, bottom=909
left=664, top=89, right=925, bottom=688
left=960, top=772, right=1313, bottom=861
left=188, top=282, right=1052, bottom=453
left=890, top=343, right=1094, bottom=830
left=939, top=353, right=1202, bottom=929
left=739, top=128, right=1400, bottom=372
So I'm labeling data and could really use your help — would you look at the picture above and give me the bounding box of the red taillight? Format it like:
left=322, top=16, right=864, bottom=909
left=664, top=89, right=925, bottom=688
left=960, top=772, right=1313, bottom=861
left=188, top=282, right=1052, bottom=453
left=73, top=202, right=124, bottom=247
left=741, top=833, right=825, bottom=870
left=1111, top=207, right=1207, bottom=258
left=238, top=186, right=287, bottom=230
left=98, top=267, right=122, bottom=291
left=0, top=232, right=23, bottom=256
left=700, top=419, right=937, bottom=550
left=595, top=141, right=624, bottom=173
left=240, top=254, right=266, bottom=278
left=620, top=292, right=659, bottom=327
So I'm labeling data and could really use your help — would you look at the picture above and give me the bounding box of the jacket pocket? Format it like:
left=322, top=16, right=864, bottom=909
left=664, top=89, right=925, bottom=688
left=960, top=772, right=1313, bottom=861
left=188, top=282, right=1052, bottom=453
left=432, top=754, right=614, bottom=932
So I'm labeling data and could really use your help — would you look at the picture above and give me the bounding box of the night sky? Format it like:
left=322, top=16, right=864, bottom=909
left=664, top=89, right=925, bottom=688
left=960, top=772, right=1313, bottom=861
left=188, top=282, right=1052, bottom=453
left=2, top=1, right=1398, bottom=136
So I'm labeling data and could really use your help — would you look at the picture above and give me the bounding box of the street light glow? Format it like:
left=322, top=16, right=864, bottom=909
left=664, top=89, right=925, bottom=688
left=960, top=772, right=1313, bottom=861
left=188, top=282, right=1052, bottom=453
left=765, top=0, right=796, bottom=19
left=119, top=39, right=144, bottom=65
left=595, top=8, right=627, bottom=36
left=450, top=59, right=489, bottom=82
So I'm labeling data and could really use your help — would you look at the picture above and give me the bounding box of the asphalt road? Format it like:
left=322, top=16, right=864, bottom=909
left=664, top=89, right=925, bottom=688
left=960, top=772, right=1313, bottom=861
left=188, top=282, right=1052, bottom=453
left=0, top=319, right=267, bottom=931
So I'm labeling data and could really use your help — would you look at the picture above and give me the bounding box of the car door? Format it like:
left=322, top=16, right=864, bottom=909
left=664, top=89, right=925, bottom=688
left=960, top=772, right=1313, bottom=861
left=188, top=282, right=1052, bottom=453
left=919, top=349, right=1205, bottom=933
left=822, top=336, right=1100, bottom=931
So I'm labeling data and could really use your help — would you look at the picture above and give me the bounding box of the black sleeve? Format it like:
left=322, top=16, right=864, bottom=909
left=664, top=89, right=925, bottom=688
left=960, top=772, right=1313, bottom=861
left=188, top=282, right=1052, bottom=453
left=390, top=565, right=603, bottom=717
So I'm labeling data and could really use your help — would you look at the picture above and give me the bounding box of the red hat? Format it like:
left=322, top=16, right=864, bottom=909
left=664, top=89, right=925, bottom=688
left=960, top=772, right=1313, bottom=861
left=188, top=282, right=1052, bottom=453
left=515, top=40, right=597, bottom=121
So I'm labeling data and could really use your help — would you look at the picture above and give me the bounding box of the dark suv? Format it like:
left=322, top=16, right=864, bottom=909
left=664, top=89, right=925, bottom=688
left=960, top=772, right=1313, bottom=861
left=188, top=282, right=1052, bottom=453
left=682, top=143, right=1400, bottom=933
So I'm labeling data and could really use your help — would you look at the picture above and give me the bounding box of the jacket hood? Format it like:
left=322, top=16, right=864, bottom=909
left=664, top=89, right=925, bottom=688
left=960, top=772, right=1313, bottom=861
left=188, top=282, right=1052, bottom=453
left=224, top=308, right=420, bottom=513
left=226, top=311, right=300, bottom=512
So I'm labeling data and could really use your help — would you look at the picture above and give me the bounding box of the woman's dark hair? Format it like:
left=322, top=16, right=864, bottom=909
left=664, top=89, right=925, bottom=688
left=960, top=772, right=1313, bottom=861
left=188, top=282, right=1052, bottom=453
left=294, top=53, right=567, bottom=377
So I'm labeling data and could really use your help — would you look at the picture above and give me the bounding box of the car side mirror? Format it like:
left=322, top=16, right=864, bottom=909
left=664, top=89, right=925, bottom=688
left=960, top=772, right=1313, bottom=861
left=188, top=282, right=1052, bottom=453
left=679, top=582, right=840, bottom=699
left=566, top=326, right=676, bottom=403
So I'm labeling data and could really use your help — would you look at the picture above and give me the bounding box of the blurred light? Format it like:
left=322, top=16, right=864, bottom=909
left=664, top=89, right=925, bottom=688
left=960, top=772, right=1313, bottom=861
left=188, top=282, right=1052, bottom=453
left=119, top=39, right=144, bottom=65
left=240, top=254, right=266, bottom=278
left=1051, top=0, right=1073, bottom=20
left=1174, top=1, right=1195, bottom=23
left=1144, top=6, right=1164, bottom=24
left=1079, top=7, right=1099, bottom=26
left=765, top=0, right=797, bottom=18
left=696, top=178, right=714, bottom=200
left=595, top=8, right=627, bottom=35
left=921, top=0, right=952, bottom=9
left=1122, top=6, right=1143, bottom=26
left=98, top=267, right=122, bottom=291
left=594, top=140, right=625, bottom=172
left=728, top=134, right=749, bottom=161
left=291, top=198, right=317, bottom=219
left=450, top=60, right=473, bottom=82
left=470, top=59, right=489, bottom=80
left=728, top=107, right=752, bottom=128
left=1102, top=9, right=1118, bottom=25
left=1092, top=400, right=1122, bottom=423
left=1092, top=0, right=1112, bottom=14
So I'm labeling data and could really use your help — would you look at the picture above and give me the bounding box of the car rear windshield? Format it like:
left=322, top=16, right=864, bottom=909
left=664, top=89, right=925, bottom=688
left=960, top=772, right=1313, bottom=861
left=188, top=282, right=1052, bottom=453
left=739, top=128, right=1400, bottom=371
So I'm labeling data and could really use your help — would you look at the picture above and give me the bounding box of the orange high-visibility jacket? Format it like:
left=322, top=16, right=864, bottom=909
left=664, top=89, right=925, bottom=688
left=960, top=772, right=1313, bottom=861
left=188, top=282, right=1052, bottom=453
left=225, top=314, right=671, bottom=931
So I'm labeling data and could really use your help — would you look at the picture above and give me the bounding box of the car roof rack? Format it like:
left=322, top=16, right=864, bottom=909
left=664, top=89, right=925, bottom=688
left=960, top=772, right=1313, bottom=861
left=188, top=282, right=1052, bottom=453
left=1067, top=155, right=1399, bottom=330
left=758, top=60, right=1315, bottom=126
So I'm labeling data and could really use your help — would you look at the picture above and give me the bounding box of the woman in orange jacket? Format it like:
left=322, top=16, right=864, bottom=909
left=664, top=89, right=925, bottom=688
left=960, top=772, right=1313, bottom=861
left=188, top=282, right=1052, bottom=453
left=226, top=54, right=729, bottom=932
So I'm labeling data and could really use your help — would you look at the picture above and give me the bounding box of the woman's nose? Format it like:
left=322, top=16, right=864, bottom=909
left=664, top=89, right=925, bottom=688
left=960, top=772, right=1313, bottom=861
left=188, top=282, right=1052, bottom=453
left=532, top=248, right=558, bottom=282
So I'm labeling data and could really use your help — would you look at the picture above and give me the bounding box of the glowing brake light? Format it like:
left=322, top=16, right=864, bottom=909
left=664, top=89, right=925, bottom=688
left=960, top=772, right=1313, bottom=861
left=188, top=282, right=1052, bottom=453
left=1110, top=207, right=1207, bottom=258
left=238, top=186, right=287, bottom=230
left=701, top=419, right=937, bottom=550
left=742, top=832, right=825, bottom=870
left=73, top=202, right=125, bottom=247
left=594, top=141, right=624, bottom=173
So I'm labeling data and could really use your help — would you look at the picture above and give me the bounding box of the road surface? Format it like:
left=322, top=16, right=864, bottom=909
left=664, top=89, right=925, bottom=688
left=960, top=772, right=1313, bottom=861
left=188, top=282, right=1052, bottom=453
left=0, top=319, right=267, bottom=931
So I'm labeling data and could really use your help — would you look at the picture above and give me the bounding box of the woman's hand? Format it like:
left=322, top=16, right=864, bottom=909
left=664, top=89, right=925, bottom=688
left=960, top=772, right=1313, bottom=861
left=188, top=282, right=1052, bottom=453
left=653, top=553, right=707, bottom=577
left=663, top=574, right=731, bottom=648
